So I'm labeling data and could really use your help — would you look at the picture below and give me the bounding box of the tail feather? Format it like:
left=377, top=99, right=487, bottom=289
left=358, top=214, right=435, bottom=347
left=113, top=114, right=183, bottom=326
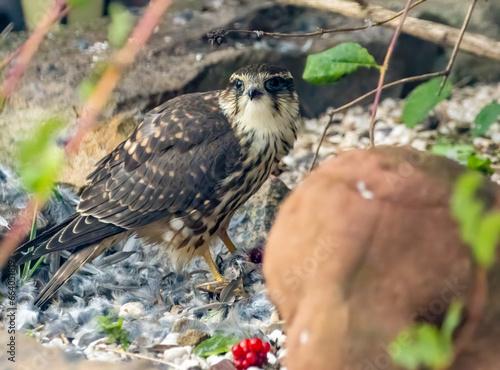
left=34, top=243, right=111, bottom=307
left=14, top=213, right=126, bottom=265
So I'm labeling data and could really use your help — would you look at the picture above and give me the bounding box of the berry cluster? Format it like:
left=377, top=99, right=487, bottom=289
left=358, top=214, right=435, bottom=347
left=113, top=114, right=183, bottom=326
left=232, top=338, right=271, bottom=369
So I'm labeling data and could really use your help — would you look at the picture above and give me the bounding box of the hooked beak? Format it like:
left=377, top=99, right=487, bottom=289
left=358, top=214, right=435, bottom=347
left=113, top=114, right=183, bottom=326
left=248, top=88, right=263, bottom=101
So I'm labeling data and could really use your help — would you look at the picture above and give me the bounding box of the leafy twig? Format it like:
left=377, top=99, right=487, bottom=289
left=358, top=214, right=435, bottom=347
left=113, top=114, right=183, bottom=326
left=309, top=70, right=448, bottom=170
left=311, top=0, right=479, bottom=169
left=65, top=0, right=173, bottom=154
left=0, top=0, right=173, bottom=270
left=368, top=0, right=413, bottom=147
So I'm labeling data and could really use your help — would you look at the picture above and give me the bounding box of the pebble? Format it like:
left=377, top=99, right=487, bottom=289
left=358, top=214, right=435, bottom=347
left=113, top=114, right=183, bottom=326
left=177, top=329, right=210, bottom=347
left=118, top=302, right=145, bottom=319
left=268, top=329, right=286, bottom=348
left=161, top=332, right=180, bottom=346
left=164, top=346, right=190, bottom=362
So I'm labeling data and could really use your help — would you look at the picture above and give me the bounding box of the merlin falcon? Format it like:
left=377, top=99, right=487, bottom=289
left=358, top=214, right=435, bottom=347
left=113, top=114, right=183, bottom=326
left=13, top=64, right=300, bottom=307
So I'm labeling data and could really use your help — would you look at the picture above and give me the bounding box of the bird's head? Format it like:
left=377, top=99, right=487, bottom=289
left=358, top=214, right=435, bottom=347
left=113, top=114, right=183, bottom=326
left=219, top=64, right=300, bottom=140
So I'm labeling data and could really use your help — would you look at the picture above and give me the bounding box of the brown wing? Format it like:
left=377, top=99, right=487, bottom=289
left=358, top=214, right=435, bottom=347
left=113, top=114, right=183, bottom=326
left=15, top=91, right=243, bottom=263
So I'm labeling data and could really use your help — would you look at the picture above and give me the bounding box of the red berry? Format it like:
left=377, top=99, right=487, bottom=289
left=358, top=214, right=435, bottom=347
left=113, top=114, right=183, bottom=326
left=232, top=344, right=244, bottom=358
left=241, top=360, right=249, bottom=369
left=262, top=341, right=271, bottom=353
left=246, top=351, right=258, bottom=365
left=249, top=338, right=263, bottom=353
left=240, top=339, right=251, bottom=353
left=234, top=359, right=242, bottom=368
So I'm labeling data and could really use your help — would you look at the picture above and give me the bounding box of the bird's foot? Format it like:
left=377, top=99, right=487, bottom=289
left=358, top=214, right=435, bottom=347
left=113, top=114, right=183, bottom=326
left=196, top=277, right=247, bottom=300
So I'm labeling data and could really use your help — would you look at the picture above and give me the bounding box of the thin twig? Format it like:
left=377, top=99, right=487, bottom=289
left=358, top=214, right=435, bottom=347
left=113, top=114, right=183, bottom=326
left=0, top=0, right=173, bottom=269
left=309, top=70, right=448, bottom=170
left=368, top=0, right=413, bottom=147
left=215, top=0, right=427, bottom=41
left=1, top=0, right=69, bottom=99
left=113, top=348, right=180, bottom=368
left=281, top=0, right=500, bottom=62
left=439, top=0, right=477, bottom=94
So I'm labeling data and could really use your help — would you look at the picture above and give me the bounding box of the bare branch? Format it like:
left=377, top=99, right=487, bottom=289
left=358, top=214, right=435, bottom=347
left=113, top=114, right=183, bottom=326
left=439, top=0, right=478, bottom=93
left=280, top=0, right=500, bottom=62
left=0, top=0, right=173, bottom=269
left=309, top=70, right=448, bottom=170
left=208, top=0, right=428, bottom=44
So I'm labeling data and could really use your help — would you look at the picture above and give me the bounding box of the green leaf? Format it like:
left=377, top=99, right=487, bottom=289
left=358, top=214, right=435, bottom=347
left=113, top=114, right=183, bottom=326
left=67, top=0, right=89, bottom=7
left=193, top=334, right=240, bottom=358
left=18, top=118, right=66, bottom=201
left=108, top=3, right=133, bottom=48
left=472, top=101, right=500, bottom=137
left=431, top=143, right=474, bottom=164
left=441, top=300, right=463, bottom=341
left=451, top=171, right=484, bottom=246
left=475, top=212, right=500, bottom=269
left=303, top=42, right=380, bottom=84
left=96, top=315, right=131, bottom=350
left=467, top=154, right=494, bottom=176
left=390, top=324, right=453, bottom=369
left=402, top=78, right=452, bottom=128
left=77, top=62, right=107, bottom=102
left=77, top=79, right=97, bottom=102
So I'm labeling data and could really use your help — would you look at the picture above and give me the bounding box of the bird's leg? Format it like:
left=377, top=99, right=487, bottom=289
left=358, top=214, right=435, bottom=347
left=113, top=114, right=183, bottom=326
left=202, top=247, right=224, bottom=282
left=218, top=228, right=237, bottom=254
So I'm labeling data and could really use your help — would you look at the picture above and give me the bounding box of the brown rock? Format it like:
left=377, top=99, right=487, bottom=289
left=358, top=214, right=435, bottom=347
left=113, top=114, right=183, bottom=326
left=263, top=146, right=500, bottom=370
left=209, top=359, right=237, bottom=370
left=177, top=329, right=210, bottom=347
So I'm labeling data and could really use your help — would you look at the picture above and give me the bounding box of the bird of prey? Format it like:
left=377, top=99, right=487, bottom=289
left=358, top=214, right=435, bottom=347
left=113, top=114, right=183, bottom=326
left=14, top=64, right=300, bottom=307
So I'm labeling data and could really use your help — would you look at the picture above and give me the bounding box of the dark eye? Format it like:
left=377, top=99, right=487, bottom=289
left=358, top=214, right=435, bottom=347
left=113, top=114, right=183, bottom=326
left=265, top=77, right=285, bottom=91
left=234, top=79, right=244, bottom=90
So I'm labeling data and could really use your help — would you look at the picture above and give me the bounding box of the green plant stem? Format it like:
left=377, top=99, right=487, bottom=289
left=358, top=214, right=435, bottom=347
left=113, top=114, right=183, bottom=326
left=453, top=268, right=487, bottom=359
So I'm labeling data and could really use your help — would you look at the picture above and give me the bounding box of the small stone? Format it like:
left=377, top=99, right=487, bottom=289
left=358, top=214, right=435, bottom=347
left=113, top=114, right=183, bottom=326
left=491, top=132, right=500, bottom=144
left=267, top=352, right=277, bottom=365
left=177, top=329, right=210, bottom=347
left=161, top=333, right=180, bottom=346
left=164, top=347, right=190, bottom=362
left=170, top=304, right=184, bottom=314
left=118, top=302, right=145, bottom=319
left=209, top=358, right=236, bottom=370
left=269, top=329, right=286, bottom=347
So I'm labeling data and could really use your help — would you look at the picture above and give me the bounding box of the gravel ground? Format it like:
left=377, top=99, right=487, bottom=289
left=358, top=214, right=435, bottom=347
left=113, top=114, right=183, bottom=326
left=1, top=82, right=500, bottom=369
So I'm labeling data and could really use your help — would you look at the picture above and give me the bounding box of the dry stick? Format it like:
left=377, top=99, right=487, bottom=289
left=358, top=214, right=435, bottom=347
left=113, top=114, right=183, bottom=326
left=221, top=0, right=428, bottom=39
left=1, top=0, right=69, bottom=98
left=309, top=70, right=447, bottom=170
left=439, top=0, right=477, bottom=93
left=453, top=268, right=488, bottom=358
left=368, top=0, right=413, bottom=147
left=281, top=0, right=500, bottom=62
left=0, top=0, right=173, bottom=269
left=113, top=348, right=179, bottom=368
